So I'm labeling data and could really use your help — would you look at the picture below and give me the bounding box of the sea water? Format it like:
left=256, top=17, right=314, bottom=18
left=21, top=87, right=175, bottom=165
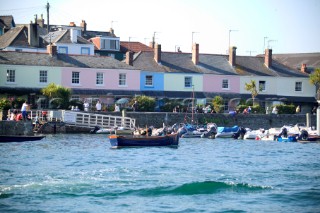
left=0, top=134, right=319, bottom=213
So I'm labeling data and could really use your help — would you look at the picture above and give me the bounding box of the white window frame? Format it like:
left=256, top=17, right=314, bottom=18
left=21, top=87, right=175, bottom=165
left=39, top=70, right=48, bottom=84
left=6, top=69, right=15, bottom=83
left=145, top=75, right=153, bottom=87
left=184, top=76, right=193, bottom=88
left=96, top=72, right=104, bottom=86
left=295, top=81, right=302, bottom=92
left=119, top=73, right=127, bottom=87
left=222, top=79, right=229, bottom=90
left=72, top=71, right=80, bottom=85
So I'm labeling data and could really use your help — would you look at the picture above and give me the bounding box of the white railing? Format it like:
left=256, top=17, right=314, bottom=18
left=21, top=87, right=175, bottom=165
left=62, top=111, right=136, bottom=129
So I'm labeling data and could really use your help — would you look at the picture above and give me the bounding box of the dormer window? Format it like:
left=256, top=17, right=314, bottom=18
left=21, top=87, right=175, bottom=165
left=100, top=38, right=120, bottom=51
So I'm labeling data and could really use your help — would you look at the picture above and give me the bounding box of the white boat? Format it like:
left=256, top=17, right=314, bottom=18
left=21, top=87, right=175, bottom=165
left=215, top=126, right=240, bottom=138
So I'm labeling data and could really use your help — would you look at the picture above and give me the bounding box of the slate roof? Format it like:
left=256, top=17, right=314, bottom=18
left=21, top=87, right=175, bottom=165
left=132, top=51, right=237, bottom=74
left=133, top=50, right=309, bottom=77
left=120, top=41, right=153, bottom=53
left=235, top=56, right=309, bottom=77
left=82, top=30, right=114, bottom=40
left=272, top=53, right=320, bottom=71
left=0, top=51, right=135, bottom=69
left=0, top=26, right=27, bottom=49
left=0, top=15, right=15, bottom=29
left=42, top=29, right=92, bottom=45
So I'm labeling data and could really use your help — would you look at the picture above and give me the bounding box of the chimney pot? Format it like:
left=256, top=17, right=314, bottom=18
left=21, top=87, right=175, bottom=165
left=229, top=46, right=237, bottom=66
left=265, top=49, right=272, bottom=68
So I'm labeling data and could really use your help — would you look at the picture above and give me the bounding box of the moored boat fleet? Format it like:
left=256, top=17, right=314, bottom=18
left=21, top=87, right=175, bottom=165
left=90, top=122, right=320, bottom=148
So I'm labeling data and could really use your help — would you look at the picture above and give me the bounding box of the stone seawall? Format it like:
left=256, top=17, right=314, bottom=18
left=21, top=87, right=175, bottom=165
left=0, top=121, right=33, bottom=136
left=124, top=112, right=316, bottom=129
left=0, top=113, right=316, bottom=135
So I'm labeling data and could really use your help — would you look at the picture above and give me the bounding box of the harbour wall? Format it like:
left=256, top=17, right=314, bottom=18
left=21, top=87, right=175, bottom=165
left=0, top=112, right=316, bottom=135
left=124, top=112, right=316, bottom=129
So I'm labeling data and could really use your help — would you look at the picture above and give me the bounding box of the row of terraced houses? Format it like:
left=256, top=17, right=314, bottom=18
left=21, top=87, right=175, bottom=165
left=0, top=15, right=319, bottom=113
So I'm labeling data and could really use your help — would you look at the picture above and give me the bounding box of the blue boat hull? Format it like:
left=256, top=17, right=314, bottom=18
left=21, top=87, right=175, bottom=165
left=109, top=133, right=179, bottom=148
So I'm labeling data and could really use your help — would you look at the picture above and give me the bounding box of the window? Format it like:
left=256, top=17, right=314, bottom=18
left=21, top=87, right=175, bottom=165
left=119, top=73, right=126, bottom=86
left=39, top=70, right=48, bottom=83
left=58, top=46, right=68, bottom=54
left=259, top=80, right=266, bottom=91
left=96, top=72, right=103, bottom=85
left=6, top=69, right=15, bottom=83
left=15, top=49, right=22, bottom=52
left=101, top=39, right=119, bottom=50
left=72, top=72, right=80, bottom=84
left=81, top=47, right=90, bottom=55
left=145, top=75, right=153, bottom=86
left=185, top=76, right=192, bottom=88
left=222, top=79, right=229, bottom=89
left=295, top=82, right=302, bottom=92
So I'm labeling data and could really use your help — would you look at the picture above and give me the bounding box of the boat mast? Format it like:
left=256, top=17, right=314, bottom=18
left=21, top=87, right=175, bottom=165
left=192, top=85, right=194, bottom=123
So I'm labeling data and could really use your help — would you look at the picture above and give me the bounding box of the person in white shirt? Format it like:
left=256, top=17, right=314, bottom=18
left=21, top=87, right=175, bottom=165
left=83, top=101, right=89, bottom=112
left=96, top=100, right=102, bottom=111
left=21, top=101, right=28, bottom=121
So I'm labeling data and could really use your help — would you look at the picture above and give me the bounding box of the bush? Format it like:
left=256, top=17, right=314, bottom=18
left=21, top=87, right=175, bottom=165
left=134, top=96, right=156, bottom=112
left=0, top=98, right=11, bottom=110
left=212, top=96, right=224, bottom=113
left=274, top=104, right=295, bottom=114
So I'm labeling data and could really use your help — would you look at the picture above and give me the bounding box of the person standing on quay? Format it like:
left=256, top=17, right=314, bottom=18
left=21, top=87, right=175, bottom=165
left=96, top=100, right=102, bottom=112
left=21, top=101, right=28, bottom=121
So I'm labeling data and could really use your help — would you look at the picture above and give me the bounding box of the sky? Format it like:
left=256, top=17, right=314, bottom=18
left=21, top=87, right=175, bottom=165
left=0, top=0, right=319, bottom=56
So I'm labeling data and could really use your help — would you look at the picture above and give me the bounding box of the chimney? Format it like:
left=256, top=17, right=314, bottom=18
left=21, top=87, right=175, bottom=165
left=192, top=43, right=199, bottom=65
left=229, top=46, right=237, bottom=67
left=265, top=49, right=272, bottom=68
left=149, top=41, right=155, bottom=49
left=69, top=22, right=76, bottom=27
left=70, top=28, right=78, bottom=43
left=301, top=63, right=308, bottom=73
left=80, top=20, right=87, bottom=34
left=28, top=21, right=39, bottom=47
left=154, top=44, right=161, bottom=63
left=37, top=14, right=44, bottom=28
left=47, top=44, right=57, bottom=56
left=126, top=51, right=133, bottom=66
left=109, top=28, right=114, bottom=36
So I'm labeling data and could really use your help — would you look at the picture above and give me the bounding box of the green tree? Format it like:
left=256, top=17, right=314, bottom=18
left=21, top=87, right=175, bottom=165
left=245, top=80, right=262, bottom=105
left=309, top=68, right=320, bottom=100
left=212, top=96, right=223, bottom=113
left=41, top=83, right=71, bottom=109
left=133, top=95, right=156, bottom=112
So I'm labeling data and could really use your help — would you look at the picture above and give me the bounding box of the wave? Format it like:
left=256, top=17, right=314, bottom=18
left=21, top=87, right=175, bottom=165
left=0, top=181, right=272, bottom=199
left=121, top=181, right=272, bottom=196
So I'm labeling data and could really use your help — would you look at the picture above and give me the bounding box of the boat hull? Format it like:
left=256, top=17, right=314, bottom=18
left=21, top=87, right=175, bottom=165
left=0, top=135, right=45, bottom=143
left=109, top=133, right=179, bottom=148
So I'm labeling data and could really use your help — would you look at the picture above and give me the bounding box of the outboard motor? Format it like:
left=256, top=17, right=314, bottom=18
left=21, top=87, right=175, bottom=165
left=298, top=129, right=308, bottom=141
left=232, top=126, right=246, bottom=139
left=90, top=126, right=100, bottom=134
left=279, top=127, right=288, bottom=138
